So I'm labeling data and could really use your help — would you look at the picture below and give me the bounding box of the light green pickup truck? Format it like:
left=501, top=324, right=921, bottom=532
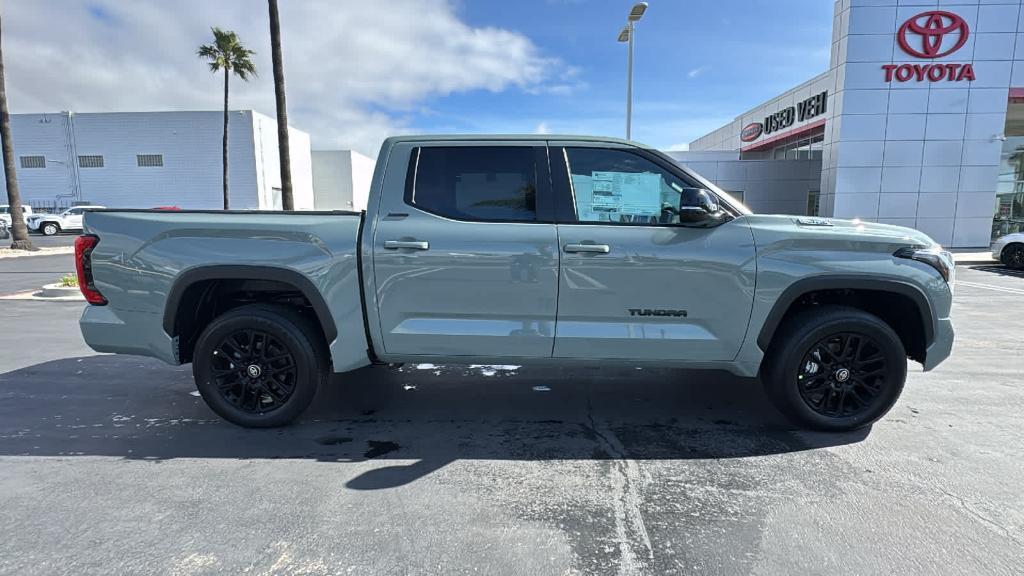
left=76, top=135, right=955, bottom=431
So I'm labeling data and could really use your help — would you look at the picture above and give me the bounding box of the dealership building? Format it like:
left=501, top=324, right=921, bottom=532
left=676, top=0, right=1024, bottom=248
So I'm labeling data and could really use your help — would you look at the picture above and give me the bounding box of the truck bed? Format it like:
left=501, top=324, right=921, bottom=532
left=80, top=209, right=371, bottom=373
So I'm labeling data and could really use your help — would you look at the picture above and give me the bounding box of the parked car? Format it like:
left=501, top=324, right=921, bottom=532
left=991, top=232, right=1024, bottom=270
left=0, top=204, right=33, bottom=227
left=75, top=135, right=955, bottom=431
left=0, top=220, right=9, bottom=240
left=27, top=205, right=106, bottom=236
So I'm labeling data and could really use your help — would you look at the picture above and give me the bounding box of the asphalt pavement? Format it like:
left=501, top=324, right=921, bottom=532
left=0, top=261, right=1022, bottom=575
left=0, top=254, right=75, bottom=295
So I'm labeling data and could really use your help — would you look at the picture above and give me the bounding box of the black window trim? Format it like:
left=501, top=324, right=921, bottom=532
left=402, top=145, right=554, bottom=224
left=551, top=145, right=743, bottom=227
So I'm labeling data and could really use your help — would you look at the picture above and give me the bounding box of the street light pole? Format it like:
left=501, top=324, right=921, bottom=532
left=618, top=2, right=647, bottom=141
left=626, top=21, right=634, bottom=140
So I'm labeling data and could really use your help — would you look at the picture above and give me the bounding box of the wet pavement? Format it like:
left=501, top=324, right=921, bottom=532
left=0, top=264, right=1022, bottom=575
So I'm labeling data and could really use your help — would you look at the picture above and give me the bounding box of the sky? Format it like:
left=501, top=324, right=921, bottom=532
left=2, top=0, right=834, bottom=157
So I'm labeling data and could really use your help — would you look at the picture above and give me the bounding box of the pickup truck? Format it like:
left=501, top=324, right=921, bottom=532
left=76, top=135, right=955, bottom=431
left=29, top=205, right=105, bottom=236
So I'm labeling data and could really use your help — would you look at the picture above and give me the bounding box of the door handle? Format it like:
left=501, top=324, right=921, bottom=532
left=384, top=240, right=429, bottom=250
left=564, top=243, right=610, bottom=254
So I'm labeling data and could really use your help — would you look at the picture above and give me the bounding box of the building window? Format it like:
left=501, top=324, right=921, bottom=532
left=407, top=146, right=538, bottom=222
left=807, top=190, right=821, bottom=216
left=729, top=190, right=744, bottom=204
left=19, top=156, right=46, bottom=169
left=993, top=100, right=1024, bottom=240
left=78, top=155, right=104, bottom=168
left=771, top=134, right=824, bottom=160
left=136, top=154, right=164, bottom=167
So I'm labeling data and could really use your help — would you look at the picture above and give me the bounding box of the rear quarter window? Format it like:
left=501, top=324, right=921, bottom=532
left=406, top=146, right=538, bottom=222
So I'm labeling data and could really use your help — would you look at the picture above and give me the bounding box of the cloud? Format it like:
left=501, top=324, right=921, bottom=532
left=534, top=122, right=551, bottom=134
left=2, top=0, right=572, bottom=156
left=687, top=66, right=709, bottom=79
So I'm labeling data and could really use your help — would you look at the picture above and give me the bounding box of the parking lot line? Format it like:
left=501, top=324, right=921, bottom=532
left=956, top=281, right=1024, bottom=296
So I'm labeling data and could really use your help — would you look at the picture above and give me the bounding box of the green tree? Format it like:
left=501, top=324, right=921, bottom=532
left=198, top=27, right=256, bottom=210
left=268, top=0, right=293, bottom=210
left=0, top=13, right=34, bottom=250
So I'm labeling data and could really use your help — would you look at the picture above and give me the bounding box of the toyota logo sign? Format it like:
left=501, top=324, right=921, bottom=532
left=740, top=123, right=763, bottom=143
left=897, top=10, right=969, bottom=59
left=883, top=10, right=975, bottom=83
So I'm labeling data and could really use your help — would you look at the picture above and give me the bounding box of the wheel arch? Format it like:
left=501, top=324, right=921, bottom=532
left=757, top=276, right=936, bottom=363
left=163, top=265, right=337, bottom=364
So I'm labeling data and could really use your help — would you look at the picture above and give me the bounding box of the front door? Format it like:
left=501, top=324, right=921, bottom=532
left=372, top=142, right=559, bottom=358
left=549, top=144, right=757, bottom=361
left=65, top=208, right=85, bottom=229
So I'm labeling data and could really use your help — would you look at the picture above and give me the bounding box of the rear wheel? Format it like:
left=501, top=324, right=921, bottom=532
left=1001, top=243, right=1024, bottom=270
left=41, top=222, right=60, bottom=236
left=192, top=304, right=326, bottom=427
left=762, top=306, right=906, bottom=431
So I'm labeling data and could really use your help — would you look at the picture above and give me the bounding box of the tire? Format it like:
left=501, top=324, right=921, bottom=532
left=41, top=222, right=60, bottom=236
left=192, top=304, right=327, bottom=428
left=762, top=305, right=907, bottom=432
left=1001, top=243, right=1024, bottom=270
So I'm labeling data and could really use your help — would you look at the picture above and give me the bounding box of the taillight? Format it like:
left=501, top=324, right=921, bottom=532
left=74, top=234, right=107, bottom=305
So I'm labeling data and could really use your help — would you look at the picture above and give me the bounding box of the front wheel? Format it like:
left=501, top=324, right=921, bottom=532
left=762, top=306, right=907, bottom=431
left=41, top=222, right=60, bottom=236
left=1001, top=244, right=1024, bottom=270
left=192, top=304, right=327, bottom=427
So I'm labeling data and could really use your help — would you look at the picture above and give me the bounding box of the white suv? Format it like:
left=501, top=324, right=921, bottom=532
left=27, top=205, right=105, bottom=236
left=0, top=204, right=33, bottom=227
left=992, top=232, right=1024, bottom=270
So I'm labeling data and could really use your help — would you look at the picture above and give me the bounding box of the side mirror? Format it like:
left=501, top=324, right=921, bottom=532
left=677, top=188, right=723, bottom=226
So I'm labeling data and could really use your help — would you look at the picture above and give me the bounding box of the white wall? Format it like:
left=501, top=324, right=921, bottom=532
left=669, top=151, right=822, bottom=215
left=252, top=111, right=315, bottom=210
left=311, top=149, right=375, bottom=211
left=350, top=150, right=375, bottom=211
left=0, top=110, right=313, bottom=211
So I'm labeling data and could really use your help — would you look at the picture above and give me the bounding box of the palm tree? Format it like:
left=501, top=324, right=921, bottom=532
left=198, top=28, right=256, bottom=210
left=268, top=0, right=293, bottom=210
left=0, top=13, right=33, bottom=250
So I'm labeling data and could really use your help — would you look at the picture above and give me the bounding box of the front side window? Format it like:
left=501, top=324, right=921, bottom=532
left=564, top=147, right=691, bottom=224
left=408, top=146, right=537, bottom=222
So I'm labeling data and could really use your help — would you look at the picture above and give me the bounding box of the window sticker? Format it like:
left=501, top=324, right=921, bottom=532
left=574, top=171, right=661, bottom=221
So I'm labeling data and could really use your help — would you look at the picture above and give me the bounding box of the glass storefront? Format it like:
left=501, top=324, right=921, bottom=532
left=772, top=134, right=824, bottom=160
left=993, top=101, right=1024, bottom=240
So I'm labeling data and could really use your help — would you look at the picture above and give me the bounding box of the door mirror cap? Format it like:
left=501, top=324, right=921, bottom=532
left=677, top=188, right=724, bottom=226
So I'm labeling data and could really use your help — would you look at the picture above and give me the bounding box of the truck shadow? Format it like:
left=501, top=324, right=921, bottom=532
left=0, top=356, right=869, bottom=489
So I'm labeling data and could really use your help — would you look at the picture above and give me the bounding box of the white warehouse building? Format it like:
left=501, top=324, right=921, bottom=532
left=0, top=110, right=315, bottom=211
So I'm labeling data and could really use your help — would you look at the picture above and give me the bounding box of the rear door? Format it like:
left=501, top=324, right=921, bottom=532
left=549, top=143, right=756, bottom=361
left=370, top=142, right=559, bottom=358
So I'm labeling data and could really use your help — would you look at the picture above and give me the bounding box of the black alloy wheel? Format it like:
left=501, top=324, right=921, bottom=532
left=796, top=332, right=887, bottom=419
left=193, top=304, right=325, bottom=427
left=762, top=305, right=906, bottom=431
left=209, top=328, right=297, bottom=415
left=1002, top=244, right=1024, bottom=270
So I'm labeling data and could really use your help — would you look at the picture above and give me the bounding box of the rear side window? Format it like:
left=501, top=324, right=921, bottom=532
left=407, top=146, right=537, bottom=222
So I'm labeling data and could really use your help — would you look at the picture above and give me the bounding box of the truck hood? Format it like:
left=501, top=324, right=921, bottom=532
left=742, top=214, right=941, bottom=252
